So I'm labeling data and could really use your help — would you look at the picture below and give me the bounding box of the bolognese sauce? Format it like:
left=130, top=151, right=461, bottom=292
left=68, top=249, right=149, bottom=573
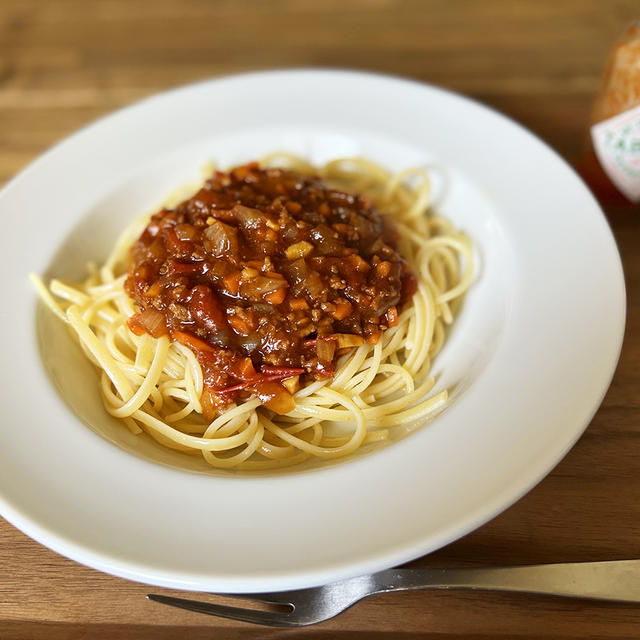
left=124, top=163, right=417, bottom=416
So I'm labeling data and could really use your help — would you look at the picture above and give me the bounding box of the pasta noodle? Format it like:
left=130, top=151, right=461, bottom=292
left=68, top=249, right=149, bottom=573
left=32, top=156, right=473, bottom=470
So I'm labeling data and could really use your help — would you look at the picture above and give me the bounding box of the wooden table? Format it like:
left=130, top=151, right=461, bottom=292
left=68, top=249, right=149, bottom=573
left=1, top=1, right=639, bottom=638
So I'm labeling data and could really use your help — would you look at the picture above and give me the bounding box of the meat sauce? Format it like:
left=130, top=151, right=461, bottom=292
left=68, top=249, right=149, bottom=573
left=124, top=163, right=417, bottom=417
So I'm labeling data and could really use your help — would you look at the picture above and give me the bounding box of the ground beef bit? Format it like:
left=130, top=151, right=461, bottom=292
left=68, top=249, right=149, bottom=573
left=124, top=162, right=417, bottom=416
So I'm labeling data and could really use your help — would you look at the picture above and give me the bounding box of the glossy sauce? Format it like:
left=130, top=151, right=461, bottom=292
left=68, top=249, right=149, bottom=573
left=125, top=163, right=416, bottom=415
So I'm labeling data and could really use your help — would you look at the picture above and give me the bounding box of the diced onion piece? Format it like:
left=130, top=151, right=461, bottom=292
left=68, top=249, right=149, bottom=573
left=203, top=220, right=239, bottom=257
left=309, top=224, right=342, bottom=255
left=240, top=276, right=288, bottom=301
left=241, top=267, right=259, bottom=279
left=285, top=241, right=313, bottom=260
left=130, top=308, right=168, bottom=338
left=317, top=338, right=336, bottom=363
left=174, top=223, right=197, bottom=241
left=285, top=258, right=307, bottom=286
left=304, top=271, right=323, bottom=297
left=144, top=279, right=164, bottom=298
left=233, top=204, right=263, bottom=229
left=282, top=375, right=300, bottom=394
left=335, top=333, right=365, bottom=348
left=254, top=382, right=296, bottom=414
left=267, top=391, right=295, bottom=414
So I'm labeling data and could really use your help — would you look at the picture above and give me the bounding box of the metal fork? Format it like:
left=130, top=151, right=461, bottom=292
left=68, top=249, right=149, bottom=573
left=147, top=559, right=640, bottom=627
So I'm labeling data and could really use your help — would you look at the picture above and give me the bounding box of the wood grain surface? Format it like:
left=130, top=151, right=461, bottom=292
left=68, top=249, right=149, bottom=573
left=1, top=1, right=640, bottom=638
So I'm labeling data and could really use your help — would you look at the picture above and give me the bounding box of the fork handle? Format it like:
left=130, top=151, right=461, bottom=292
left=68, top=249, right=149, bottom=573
left=375, top=560, right=640, bottom=602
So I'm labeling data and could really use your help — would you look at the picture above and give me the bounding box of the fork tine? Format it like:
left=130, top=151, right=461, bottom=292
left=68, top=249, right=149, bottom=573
left=214, top=590, right=296, bottom=606
left=146, top=594, right=299, bottom=628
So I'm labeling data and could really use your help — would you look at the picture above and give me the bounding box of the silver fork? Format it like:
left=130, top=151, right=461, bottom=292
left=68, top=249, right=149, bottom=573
left=147, top=559, right=640, bottom=627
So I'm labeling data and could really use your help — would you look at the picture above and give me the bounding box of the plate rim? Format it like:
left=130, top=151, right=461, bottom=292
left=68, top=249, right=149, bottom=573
left=0, top=68, right=626, bottom=591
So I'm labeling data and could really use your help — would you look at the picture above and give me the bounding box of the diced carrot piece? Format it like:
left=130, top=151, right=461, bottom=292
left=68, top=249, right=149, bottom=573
left=318, top=202, right=330, bottom=216
left=232, top=165, right=249, bottom=181
left=264, top=289, right=287, bottom=305
left=332, top=223, right=351, bottom=236
left=386, top=306, right=399, bottom=327
left=332, top=301, right=352, bottom=320
left=289, top=298, right=309, bottom=311
left=285, top=201, right=302, bottom=214
left=227, top=314, right=251, bottom=335
left=349, top=254, right=370, bottom=272
left=127, top=314, right=146, bottom=336
left=223, top=271, right=241, bottom=296
left=376, top=261, right=391, bottom=277
left=232, top=357, right=258, bottom=380
left=173, top=330, right=214, bottom=353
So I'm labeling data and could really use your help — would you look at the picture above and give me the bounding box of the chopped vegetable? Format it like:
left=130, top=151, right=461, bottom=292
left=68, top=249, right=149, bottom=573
left=285, top=240, right=314, bottom=260
left=124, top=163, right=415, bottom=414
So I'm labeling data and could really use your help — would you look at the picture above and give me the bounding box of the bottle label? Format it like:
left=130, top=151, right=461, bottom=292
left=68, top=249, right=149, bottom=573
left=591, top=104, right=640, bottom=202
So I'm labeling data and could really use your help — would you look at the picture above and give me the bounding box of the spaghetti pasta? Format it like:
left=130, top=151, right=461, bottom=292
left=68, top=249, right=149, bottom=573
left=32, top=156, right=473, bottom=470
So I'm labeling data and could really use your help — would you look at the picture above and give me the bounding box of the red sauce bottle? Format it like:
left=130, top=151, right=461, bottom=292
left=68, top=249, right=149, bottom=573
left=578, top=21, right=640, bottom=208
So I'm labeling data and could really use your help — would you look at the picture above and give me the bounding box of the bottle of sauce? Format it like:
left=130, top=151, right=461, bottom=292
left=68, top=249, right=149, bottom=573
left=578, top=21, right=640, bottom=207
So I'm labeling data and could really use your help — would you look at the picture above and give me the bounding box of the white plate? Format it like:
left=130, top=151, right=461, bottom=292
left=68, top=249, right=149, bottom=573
left=0, top=70, right=625, bottom=592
